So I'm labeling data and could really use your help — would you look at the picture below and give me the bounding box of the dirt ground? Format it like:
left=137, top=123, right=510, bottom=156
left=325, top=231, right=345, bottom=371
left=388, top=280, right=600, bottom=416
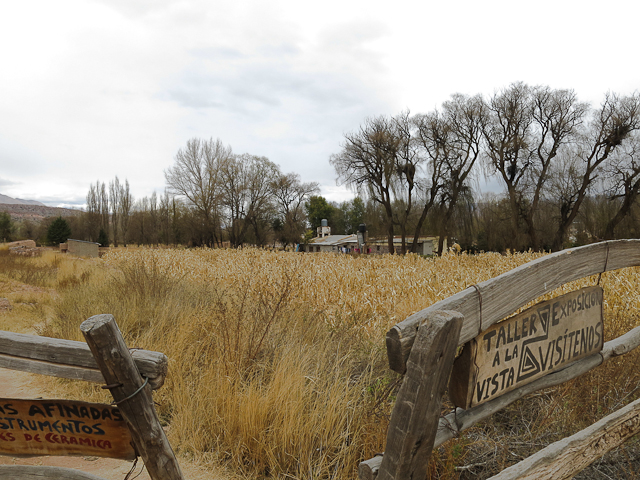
left=0, top=366, right=214, bottom=480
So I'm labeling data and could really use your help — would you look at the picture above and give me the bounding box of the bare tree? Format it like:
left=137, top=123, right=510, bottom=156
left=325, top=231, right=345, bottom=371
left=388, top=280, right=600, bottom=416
left=549, top=92, right=640, bottom=250
left=134, top=196, right=149, bottom=245
left=271, top=172, right=319, bottom=248
left=482, top=82, right=535, bottom=249
left=330, top=116, right=400, bottom=253
left=99, top=182, right=109, bottom=242
left=482, top=83, right=590, bottom=250
left=524, top=87, right=588, bottom=249
left=85, top=182, right=100, bottom=241
left=165, top=137, right=231, bottom=247
left=219, top=154, right=281, bottom=247
left=109, top=177, right=121, bottom=247
left=599, top=132, right=640, bottom=238
left=332, top=112, right=454, bottom=254
left=389, top=111, right=423, bottom=254
left=415, top=94, right=485, bottom=254
left=244, top=156, right=280, bottom=245
left=149, top=191, right=159, bottom=246
left=119, top=179, right=133, bottom=247
left=219, top=154, right=245, bottom=247
left=158, top=189, right=172, bottom=245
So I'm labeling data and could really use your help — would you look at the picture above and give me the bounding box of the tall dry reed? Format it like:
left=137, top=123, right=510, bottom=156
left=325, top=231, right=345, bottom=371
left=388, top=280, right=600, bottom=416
left=33, top=248, right=640, bottom=479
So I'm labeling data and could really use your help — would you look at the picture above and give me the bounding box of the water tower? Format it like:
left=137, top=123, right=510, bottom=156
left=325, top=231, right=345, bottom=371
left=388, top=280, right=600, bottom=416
left=317, top=219, right=331, bottom=238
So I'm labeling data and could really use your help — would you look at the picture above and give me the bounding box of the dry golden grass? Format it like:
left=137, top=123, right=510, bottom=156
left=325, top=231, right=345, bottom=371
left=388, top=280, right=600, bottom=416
left=3, top=245, right=640, bottom=479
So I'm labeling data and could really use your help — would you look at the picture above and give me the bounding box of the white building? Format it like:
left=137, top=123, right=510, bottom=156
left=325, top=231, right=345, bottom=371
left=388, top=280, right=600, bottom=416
left=304, top=234, right=358, bottom=253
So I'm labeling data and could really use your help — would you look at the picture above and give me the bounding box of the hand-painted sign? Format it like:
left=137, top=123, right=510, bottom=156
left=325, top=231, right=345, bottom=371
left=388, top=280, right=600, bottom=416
left=0, top=398, right=135, bottom=460
left=450, top=286, right=604, bottom=409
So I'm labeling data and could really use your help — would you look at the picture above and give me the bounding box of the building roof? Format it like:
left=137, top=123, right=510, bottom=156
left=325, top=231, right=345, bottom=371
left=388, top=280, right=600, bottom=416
left=368, top=236, right=438, bottom=245
left=309, top=234, right=358, bottom=246
left=67, top=238, right=100, bottom=245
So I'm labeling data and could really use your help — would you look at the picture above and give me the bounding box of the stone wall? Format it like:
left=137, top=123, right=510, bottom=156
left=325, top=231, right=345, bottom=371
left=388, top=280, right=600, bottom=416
left=6, top=240, right=36, bottom=248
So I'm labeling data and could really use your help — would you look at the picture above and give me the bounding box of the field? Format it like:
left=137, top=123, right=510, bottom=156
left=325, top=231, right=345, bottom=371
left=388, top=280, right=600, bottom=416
left=1, top=246, right=640, bottom=479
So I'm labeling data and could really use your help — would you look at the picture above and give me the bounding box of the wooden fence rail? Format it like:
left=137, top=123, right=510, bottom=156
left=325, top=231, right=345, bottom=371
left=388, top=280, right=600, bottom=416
left=362, top=239, right=640, bottom=479
left=0, top=314, right=183, bottom=480
left=386, top=239, right=640, bottom=374
left=487, top=395, right=640, bottom=480
left=359, top=323, right=640, bottom=479
left=0, top=330, right=167, bottom=389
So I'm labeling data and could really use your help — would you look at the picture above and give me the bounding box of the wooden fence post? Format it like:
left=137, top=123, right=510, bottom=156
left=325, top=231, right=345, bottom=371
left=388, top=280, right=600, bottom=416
left=375, top=310, right=463, bottom=480
left=80, top=314, right=183, bottom=480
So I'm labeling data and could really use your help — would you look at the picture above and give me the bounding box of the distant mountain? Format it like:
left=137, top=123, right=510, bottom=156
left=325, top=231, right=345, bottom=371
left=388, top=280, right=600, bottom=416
left=0, top=193, right=46, bottom=206
left=0, top=197, right=80, bottom=222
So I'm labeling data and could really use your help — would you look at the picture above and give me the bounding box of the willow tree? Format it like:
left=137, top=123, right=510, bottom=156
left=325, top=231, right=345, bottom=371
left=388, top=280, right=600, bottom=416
left=331, top=113, right=445, bottom=254
left=331, top=116, right=400, bottom=253
left=415, top=93, right=485, bottom=255
left=548, top=93, right=640, bottom=249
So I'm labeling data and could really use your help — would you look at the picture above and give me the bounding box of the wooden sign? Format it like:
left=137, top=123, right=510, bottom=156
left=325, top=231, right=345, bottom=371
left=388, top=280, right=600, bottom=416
left=0, top=398, right=135, bottom=460
left=450, top=286, right=604, bottom=409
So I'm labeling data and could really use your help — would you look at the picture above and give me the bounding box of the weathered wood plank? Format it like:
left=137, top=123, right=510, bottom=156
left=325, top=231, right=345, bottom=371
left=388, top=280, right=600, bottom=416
left=0, top=330, right=168, bottom=389
left=0, top=354, right=104, bottom=383
left=361, top=324, right=640, bottom=479
left=487, top=395, right=640, bottom=480
left=387, top=239, right=640, bottom=374
left=376, top=311, right=463, bottom=480
left=80, top=314, right=183, bottom=480
left=0, top=465, right=109, bottom=480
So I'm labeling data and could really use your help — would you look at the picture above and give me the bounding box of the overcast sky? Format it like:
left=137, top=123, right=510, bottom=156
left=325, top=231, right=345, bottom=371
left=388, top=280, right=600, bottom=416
left=1, top=0, right=639, bottom=208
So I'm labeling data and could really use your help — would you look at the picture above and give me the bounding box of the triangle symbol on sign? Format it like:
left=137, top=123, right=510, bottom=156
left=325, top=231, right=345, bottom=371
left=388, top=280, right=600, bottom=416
left=537, top=305, right=551, bottom=333
left=517, top=346, right=542, bottom=382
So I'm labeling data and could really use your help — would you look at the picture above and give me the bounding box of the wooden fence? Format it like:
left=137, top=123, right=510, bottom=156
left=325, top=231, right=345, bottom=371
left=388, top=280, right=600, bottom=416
left=360, top=239, right=640, bottom=480
left=0, top=314, right=183, bottom=480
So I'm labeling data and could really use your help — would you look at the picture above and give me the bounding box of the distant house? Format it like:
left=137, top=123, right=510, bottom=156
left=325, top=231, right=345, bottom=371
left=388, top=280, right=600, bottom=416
left=303, top=219, right=359, bottom=253
left=367, top=236, right=444, bottom=255
left=303, top=219, right=443, bottom=255
left=304, top=234, right=358, bottom=253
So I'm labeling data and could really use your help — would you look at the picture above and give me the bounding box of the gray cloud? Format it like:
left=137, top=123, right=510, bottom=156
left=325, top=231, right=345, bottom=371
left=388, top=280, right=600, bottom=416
left=0, top=177, right=18, bottom=188
left=165, top=54, right=390, bottom=116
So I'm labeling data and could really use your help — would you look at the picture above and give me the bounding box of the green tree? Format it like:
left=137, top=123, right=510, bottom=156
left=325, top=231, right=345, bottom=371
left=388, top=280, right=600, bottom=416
left=346, top=197, right=365, bottom=234
left=305, top=195, right=335, bottom=231
left=97, top=228, right=109, bottom=247
left=0, top=211, right=13, bottom=242
left=47, top=217, right=71, bottom=246
left=331, top=197, right=366, bottom=235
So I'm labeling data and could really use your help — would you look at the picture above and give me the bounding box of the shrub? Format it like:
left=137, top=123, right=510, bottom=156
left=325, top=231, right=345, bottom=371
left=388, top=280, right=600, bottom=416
left=47, top=217, right=71, bottom=246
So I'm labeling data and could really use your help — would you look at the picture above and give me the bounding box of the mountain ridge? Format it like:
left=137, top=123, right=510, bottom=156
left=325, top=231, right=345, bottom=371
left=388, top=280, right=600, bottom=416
left=0, top=193, right=46, bottom=206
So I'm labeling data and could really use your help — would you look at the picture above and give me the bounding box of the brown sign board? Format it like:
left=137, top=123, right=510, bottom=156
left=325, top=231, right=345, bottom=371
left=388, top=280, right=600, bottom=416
left=0, top=398, right=135, bottom=460
left=450, top=286, right=604, bottom=409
